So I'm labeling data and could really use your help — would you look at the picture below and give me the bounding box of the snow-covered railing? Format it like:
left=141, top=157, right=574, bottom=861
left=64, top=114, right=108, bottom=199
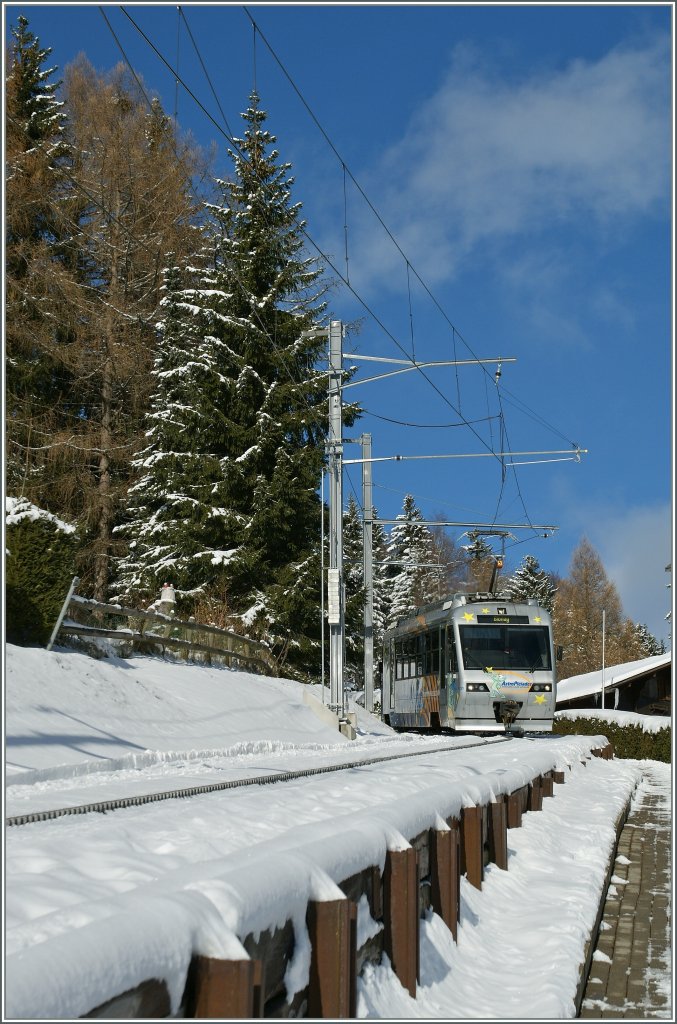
left=72, top=743, right=616, bottom=1019
left=50, top=589, right=278, bottom=676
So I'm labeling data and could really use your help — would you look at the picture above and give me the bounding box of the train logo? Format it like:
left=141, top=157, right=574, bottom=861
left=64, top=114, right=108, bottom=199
left=483, top=668, right=533, bottom=698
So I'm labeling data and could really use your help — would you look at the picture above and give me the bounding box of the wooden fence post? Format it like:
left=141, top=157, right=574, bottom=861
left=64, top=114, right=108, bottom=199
left=445, top=820, right=461, bottom=941
left=528, top=776, right=543, bottom=812
left=541, top=773, right=554, bottom=799
left=487, top=797, right=508, bottom=870
left=461, top=805, right=483, bottom=890
left=306, top=898, right=356, bottom=1018
left=507, top=790, right=522, bottom=829
left=184, top=956, right=263, bottom=1018
left=430, top=825, right=461, bottom=941
left=383, top=847, right=419, bottom=997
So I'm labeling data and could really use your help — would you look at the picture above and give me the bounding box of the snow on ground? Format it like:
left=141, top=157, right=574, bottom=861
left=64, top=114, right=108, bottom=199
left=3, top=644, right=671, bottom=1020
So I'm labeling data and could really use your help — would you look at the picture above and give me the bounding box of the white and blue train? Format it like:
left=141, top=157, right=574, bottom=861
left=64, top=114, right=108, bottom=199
left=382, top=593, right=558, bottom=734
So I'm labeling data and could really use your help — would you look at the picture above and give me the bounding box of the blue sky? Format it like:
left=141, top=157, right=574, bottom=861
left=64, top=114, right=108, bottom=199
left=5, top=3, right=673, bottom=644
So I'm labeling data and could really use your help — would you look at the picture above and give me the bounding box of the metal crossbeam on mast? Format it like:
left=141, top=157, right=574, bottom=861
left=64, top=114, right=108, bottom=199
left=320, top=335, right=580, bottom=723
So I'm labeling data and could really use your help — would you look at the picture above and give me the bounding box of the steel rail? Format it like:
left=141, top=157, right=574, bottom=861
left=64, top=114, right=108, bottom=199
left=6, top=736, right=511, bottom=828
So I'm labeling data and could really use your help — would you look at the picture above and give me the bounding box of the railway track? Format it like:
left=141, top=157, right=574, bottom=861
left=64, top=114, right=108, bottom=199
left=6, top=735, right=511, bottom=827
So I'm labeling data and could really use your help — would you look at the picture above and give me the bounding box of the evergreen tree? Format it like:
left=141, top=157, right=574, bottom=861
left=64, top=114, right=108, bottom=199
left=6, top=498, right=78, bottom=646
left=371, top=509, right=391, bottom=652
left=632, top=623, right=664, bottom=657
left=502, top=554, right=557, bottom=611
left=386, top=494, right=437, bottom=628
left=5, top=15, right=76, bottom=503
left=113, top=259, right=236, bottom=604
left=115, top=94, right=355, bottom=672
left=343, top=495, right=365, bottom=686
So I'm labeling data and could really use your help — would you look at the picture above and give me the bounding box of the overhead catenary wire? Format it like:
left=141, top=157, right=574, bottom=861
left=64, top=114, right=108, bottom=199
left=240, top=4, right=579, bottom=451
left=174, top=3, right=181, bottom=123
left=117, top=6, right=509, bottom=464
left=362, top=410, right=501, bottom=429
left=237, top=4, right=586, bottom=544
left=114, top=6, right=583, bottom=541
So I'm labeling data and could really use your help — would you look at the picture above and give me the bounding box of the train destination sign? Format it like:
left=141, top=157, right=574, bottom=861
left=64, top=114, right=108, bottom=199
left=476, top=614, right=531, bottom=624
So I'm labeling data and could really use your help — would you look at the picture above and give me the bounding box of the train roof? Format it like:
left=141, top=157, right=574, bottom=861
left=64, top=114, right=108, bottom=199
left=386, top=593, right=552, bottom=635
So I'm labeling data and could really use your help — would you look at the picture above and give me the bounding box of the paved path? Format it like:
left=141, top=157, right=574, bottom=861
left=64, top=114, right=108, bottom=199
left=580, top=762, right=672, bottom=1019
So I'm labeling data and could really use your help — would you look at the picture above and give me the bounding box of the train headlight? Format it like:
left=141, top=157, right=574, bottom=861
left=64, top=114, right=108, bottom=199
left=466, top=682, right=490, bottom=692
left=531, top=683, right=552, bottom=692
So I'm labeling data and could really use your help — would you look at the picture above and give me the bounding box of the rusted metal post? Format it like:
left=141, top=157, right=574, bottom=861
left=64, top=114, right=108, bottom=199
left=307, top=898, right=356, bottom=1018
left=184, top=956, right=262, bottom=1018
left=487, top=797, right=508, bottom=870
left=383, top=847, right=419, bottom=997
left=461, top=805, right=483, bottom=890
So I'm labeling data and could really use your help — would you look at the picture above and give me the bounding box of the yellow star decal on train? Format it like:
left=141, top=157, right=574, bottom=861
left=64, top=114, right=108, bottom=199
left=534, top=616, right=542, bottom=623
left=534, top=694, right=546, bottom=704
left=463, top=611, right=475, bottom=622
left=482, top=607, right=490, bottom=614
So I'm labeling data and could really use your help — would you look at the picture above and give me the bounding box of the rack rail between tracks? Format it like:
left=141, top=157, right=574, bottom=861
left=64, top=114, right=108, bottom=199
left=6, top=737, right=504, bottom=827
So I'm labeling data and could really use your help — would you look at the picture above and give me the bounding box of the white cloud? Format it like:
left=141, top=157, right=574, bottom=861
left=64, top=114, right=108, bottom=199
left=346, top=34, right=671, bottom=292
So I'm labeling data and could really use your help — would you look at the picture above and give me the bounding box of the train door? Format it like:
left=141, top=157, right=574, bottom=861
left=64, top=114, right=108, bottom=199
left=444, top=624, right=460, bottom=725
left=384, top=638, right=394, bottom=715
left=436, top=626, right=448, bottom=725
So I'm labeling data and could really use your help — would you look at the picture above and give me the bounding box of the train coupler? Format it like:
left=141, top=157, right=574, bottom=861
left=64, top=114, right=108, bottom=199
left=493, top=699, right=522, bottom=728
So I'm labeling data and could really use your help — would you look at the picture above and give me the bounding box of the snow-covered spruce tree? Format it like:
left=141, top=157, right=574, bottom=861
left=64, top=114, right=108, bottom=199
left=371, top=510, right=392, bottom=654
left=631, top=622, right=664, bottom=657
left=6, top=498, right=78, bottom=646
left=368, top=508, right=392, bottom=697
left=115, top=95, right=356, bottom=673
left=502, top=553, right=557, bottom=611
left=385, top=494, right=438, bottom=629
left=343, top=494, right=366, bottom=687
left=113, top=259, right=239, bottom=604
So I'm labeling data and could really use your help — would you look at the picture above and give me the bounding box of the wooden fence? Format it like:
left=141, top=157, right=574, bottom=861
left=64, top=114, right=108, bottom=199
left=80, top=745, right=615, bottom=1019
left=50, top=586, right=278, bottom=677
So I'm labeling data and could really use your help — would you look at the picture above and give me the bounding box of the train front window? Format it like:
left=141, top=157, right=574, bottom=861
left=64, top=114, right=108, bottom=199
left=458, top=625, right=551, bottom=672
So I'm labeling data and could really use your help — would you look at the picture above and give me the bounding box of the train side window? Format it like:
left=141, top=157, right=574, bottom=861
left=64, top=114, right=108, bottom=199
left=431, top=629, right=440, bottom=675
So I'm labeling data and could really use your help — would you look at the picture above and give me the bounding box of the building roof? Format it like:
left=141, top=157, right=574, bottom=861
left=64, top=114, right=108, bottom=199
left=556, top=652, right=672, bottom=705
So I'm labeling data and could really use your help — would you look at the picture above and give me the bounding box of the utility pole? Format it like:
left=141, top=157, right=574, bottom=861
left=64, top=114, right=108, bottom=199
left=361, top=433, right=374, bottom=713
left=601, top=609, right=606, bottom=710
left=327, top=321, right=345, bottom=715
left=320, top=335, right=579, bottom=723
